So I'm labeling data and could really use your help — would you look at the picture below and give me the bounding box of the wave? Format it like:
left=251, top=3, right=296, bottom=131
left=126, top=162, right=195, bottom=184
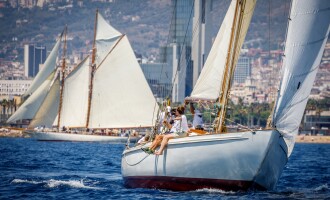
left=195, top=188, right=236, bottom=194
left=314, top=184, right=329, bottom=192
left=11, top=178, right=104, bottom=190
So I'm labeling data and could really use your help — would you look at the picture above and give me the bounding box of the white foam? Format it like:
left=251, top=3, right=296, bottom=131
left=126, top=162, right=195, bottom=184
left=47, top=179, right=103, bottom=190
left=11, top=178, right=104, bottom=190
left=11, top=179, right=42, bottom=184
left=195, top=188, right=236, bottom=194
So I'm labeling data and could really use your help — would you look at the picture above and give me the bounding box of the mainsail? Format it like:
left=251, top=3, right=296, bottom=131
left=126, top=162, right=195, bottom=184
left=273, top=0, right=330, bottom=155
left=59, top=57, right=90, bottom=127
left=187, top=0, right=256, bottom=102
left=88, top=12, right=158, bottom=128
left=24, top=32, right=63, bottom=98
left=7, top=72, right=57, bottom=123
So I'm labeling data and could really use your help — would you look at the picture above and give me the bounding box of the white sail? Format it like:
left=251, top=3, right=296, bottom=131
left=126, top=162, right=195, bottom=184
left=188, top=0, right=256, bottom=102
left=24, top=34, right=62, bottom=97
left=29, top=76, right=60, bottom=128
left=7, top=72, right=56, bottom=123
left=273, top=0, right=330, bottom=155
left=95, top=12, right=122, bottom=65
left=59, top=57, right=90, bottom=127
left=89, top=35, right=158, bottom=128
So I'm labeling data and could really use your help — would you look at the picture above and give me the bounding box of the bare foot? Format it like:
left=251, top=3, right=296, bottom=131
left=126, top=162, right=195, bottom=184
left=155, top=150, right=163, bottom=155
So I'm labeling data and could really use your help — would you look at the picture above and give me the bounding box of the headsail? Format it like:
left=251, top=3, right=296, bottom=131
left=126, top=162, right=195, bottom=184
left=187, top=0, right=256, bottom=102
left=23, top=31, right=63, bottom=98
left=273, top=0, right=330, bottom=155
left=7, top=72, right=57, bottom=123
left=29, top=74, right=60, bottom=128
left=59, top=57, right=90, bottom=128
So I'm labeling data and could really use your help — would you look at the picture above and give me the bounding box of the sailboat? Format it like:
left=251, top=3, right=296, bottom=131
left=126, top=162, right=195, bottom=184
left=7, top=30, right=64, bottom=127
left=121, top=0, right=330, bottom=191
left=31, top=11, right=159, bottom=142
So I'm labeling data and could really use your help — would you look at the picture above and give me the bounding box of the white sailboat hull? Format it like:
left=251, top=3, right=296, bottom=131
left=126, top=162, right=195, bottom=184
left=121, top=130, right=288, bottom=191
left=30, top=131, right=131, bottom=143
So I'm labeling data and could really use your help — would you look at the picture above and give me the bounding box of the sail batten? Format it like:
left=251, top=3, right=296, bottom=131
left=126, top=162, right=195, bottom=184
left=273, top=0, right=330, bottom=156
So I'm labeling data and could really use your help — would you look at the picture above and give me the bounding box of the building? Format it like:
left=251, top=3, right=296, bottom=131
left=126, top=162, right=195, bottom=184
left=24, top=44, right=46, bottom=78
left=234, top=56, right=251, bottom=84
left=302, top=110, right=330, bottom=135
left=191, top=0, right=213, bottom=88
left=0, top=79, right=32, bottom=97
left=154, top=0, right=212, bottom=103
left=140, top=62, right=172, bottom=101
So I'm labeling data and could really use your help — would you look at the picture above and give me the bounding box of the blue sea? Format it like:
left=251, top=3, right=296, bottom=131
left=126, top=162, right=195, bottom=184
left=0, top=138, right=329, bottom=199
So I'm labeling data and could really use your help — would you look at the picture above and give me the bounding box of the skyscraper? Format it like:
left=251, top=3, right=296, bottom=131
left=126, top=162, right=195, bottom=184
left=234, top=56, right=251, bottom=84
left=24, top=44, right=46, bottom=77
left=169, top=0, right=213, bottom=102
left=191, top=0, right=213, bottom=88
left=142, top=0, right=213, bottom=103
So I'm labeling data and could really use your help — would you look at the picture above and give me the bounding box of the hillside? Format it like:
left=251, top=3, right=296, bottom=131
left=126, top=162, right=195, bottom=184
left=0, top=0, right=291, bottom=62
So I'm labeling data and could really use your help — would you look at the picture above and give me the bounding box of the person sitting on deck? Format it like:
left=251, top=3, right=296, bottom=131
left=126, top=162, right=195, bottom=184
left=137, top=134, right=150, bottom=146
left=189, top=102, right=204, bottom=130
left=158, top=101, right=172, bottom=133
left=145, top=105, right=189, bottom=155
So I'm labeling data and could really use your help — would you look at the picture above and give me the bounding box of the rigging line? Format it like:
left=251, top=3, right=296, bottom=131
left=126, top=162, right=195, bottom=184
left=169, top=0, right=198, bottom=96
left=152, top=1, right=196, bottom=129
left=156, top=0, right=179, bottom=91
left=150, top=0, right=179, bottom=129
left=269, top=0, right=272, bottom=102
left=123, top=148, right=151, bottom=166
left=225, top=118, right=255, bottom=132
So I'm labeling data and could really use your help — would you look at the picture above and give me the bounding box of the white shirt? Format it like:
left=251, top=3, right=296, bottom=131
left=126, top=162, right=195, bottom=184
left=159, top=111, right=171, bottom=132
left=170, top=115, right=189, bottom=133
left=192, top=109, right=203, bottom=128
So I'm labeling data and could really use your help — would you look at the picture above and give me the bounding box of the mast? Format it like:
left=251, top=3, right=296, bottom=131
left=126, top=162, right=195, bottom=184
left=86, top=9, right=98, bottom=128
left=57, top=26, right=67, bottom=129
left=216, top=0, right=246, bottom=133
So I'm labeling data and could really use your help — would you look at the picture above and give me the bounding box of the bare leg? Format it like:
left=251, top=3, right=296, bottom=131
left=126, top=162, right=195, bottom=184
left=155, top=134, right=175, bottom=155
left=150, top=135, right=163, bottom=151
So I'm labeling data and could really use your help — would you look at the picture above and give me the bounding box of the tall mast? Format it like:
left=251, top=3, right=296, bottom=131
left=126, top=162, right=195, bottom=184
left=216, top=0, right=246, bottom=133
left=86, top=9, right=98, bottom=128
left=57, top=25, right=67, bottom=129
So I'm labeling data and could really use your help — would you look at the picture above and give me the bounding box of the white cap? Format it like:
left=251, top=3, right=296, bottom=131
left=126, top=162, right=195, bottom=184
left=166, top=106, right=171, bottom=112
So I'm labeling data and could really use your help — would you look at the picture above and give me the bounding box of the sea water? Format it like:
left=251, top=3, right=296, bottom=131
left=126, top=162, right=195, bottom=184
left=0, top=138, right=329, bottom=199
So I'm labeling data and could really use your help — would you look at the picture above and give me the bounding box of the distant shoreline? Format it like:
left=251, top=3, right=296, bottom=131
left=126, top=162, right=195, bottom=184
left=296, top=135, right=330, bottom=144
left=1, top=130, right=329, bottom=144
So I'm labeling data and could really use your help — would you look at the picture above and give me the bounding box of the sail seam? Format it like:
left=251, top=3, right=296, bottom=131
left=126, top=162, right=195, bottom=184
left=292, top=64, right=319, bottom=78
left=289, top=33, right=329, bottom=47
left=292, top=6, right=330, bottom=16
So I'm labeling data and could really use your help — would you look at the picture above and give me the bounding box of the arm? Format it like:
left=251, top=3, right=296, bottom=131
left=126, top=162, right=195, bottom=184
left=190, top=103, right=195, bottom=114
